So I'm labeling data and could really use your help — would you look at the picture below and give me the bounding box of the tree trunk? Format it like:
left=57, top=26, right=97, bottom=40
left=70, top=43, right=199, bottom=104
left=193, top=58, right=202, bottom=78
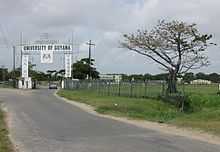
left=167, top=70, right=178, bottom=94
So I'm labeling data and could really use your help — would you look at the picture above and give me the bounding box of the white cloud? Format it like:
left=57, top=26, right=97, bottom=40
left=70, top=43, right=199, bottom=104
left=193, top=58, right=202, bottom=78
left=0, top=0, right=220, bottom=74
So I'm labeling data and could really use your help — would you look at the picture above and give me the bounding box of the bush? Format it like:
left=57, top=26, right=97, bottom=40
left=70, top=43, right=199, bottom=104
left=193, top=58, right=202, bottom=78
left=159, top=93, right=193, bottom=112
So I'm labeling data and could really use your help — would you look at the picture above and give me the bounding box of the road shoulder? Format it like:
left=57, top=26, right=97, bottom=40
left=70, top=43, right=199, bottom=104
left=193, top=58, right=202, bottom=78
left=54, top=91, right=220, bottom=146
left=0, top=103, right=16, bottom=152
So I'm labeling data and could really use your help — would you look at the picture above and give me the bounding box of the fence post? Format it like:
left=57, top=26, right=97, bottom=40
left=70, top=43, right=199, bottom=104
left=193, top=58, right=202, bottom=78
left=118, top=81, right=121, bottom=96
left=182, top=83, right=185, bottom=96
left=65, top=79, right=68, bottom=89
left=162, top=81, right=165, bottom=96
left=130, top=81, right=133, bottom=97
left=108, top=81, right=110, bottom=96
left=144, top=80, right=147, bottom=98
left=97, top=81, right=100, bottom=94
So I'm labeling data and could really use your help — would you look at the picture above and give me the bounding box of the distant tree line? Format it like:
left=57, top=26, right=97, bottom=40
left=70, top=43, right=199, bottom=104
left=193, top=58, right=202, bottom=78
left=183, top=72, right=220, bottom=83
left=121, top=72, right=220, bottom=83
left=0, top=58, right=100, bottom=81
left=0, top=57, right=219, bottom=83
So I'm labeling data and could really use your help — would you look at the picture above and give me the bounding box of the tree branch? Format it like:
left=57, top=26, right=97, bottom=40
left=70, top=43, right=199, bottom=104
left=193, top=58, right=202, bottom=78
left=123, top=44, right=170, bottom=69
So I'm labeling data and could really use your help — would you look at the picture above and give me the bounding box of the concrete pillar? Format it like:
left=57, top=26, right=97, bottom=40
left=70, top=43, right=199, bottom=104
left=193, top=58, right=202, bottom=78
left=18, top=80, right=23, bottom=89
left=61, top=80, right=64, bottom=89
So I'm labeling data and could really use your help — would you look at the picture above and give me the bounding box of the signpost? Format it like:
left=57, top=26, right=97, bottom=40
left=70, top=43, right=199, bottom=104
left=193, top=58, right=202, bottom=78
left=21, top=54, right=29, bottom=78
left=64, top=54, right=72, bottom=78
left=19, top=43, right=73, bottom=89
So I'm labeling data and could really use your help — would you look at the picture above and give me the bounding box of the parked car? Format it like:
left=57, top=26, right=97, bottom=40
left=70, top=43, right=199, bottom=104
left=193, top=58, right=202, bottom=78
left=48, top=82, right=58, bottom=89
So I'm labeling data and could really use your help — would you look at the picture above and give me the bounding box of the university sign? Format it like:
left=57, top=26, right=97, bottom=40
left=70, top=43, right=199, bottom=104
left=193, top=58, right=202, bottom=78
left=21, top=43, right=73, bottom=81
left=22, top=44, right=72, bottom=52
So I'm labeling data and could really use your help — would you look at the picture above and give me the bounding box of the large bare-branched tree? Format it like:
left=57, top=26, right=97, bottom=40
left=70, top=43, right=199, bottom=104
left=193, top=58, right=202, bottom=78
left=121, top=20, right=216, bottom=93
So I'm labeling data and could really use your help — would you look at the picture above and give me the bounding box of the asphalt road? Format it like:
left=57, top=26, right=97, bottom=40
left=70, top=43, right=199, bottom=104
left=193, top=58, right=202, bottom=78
left=0, top=88, right=220, bottom=152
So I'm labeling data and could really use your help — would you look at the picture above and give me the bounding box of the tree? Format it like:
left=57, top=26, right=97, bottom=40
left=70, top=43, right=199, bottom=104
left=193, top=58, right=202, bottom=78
left=121, top=74, right=130, bottom=81
left=195, top=72, right=208, bottom=80
left=55, top=69, right=65, bottom=80
left=46, top=70, right=57, bottom=81
left=129, top=74, right=144, bottom=81
left=183, top=72, right=194, bottom=83
left=33, top=71, right=48, bottom=81
left=0, top=67, right=9, bottom=81
left=8, top=68, right=21, bottom=79
left=72, top=58, right=99, bottom=80
left=208, top=73, right=220, bottom=83
left=144, top=73, right=153, bottom=80
left=121, top=20, right=216, bottom=93
left=153, top=73, right=169, bottom=80
left=28, top=62, right=37, bottom=79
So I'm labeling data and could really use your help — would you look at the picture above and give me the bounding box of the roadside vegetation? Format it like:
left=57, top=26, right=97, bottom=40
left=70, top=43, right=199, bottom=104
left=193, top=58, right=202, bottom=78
left=0, top=107, right=13, bottom=152
left=0, top=81, right=14, bottom=89
left=173, top=92, right=220, bottom=134
left=58, top=89, right=220, bottom=136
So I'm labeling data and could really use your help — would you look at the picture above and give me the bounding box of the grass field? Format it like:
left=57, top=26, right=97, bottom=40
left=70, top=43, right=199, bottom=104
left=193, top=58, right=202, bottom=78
left=77, top=81, right=219, bottom=98
left=58, top=84, right=220, bottom=135
left=58, top=90, right=180, bottom=121
left=0, top=107, right=13, bottom=152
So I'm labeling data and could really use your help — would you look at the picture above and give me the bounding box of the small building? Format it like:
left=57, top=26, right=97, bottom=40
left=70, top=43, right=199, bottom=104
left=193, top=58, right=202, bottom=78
left=99, top=74, right=122, bottom=83
left=177, top=77, right=183, bottom=84
left=190, top=79, right=212, bottom=85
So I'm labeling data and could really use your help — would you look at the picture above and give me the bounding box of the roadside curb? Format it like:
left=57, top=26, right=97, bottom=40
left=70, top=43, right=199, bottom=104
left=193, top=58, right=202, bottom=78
left=54, top=90, right=220, bottom=146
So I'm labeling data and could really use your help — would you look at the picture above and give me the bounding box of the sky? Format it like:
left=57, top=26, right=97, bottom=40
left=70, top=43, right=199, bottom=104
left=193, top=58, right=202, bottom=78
left=0, top=0, right=220, bottom=74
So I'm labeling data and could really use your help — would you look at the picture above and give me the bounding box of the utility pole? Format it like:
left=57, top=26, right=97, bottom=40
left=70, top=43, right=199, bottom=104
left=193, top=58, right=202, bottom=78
left=20, top=32, right=23, bottom=77
left=13, top=46, right=16, bottom=87
left=71, top=31, right=74, bottom=79
left=1, top=65, right=5, bottom=81
left=13, top=46, right=15, bottom=71
left=86, top=40, right=95, bottom=80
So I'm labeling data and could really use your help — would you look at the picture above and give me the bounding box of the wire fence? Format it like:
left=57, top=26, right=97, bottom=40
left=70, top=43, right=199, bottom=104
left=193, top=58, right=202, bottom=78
left=64, top=79, right=219, bottom=98
left=0, top=81, right=14, bottom=88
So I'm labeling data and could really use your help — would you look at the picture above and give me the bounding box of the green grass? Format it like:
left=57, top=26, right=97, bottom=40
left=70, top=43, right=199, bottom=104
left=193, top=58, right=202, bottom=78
left=58, top=86, right=220, bottom=136
left=93, top=82, right=219, bottom=99
left=98, top=83, right=163, bottom=98
left=170, top=92, right=220, bottom=134
left=0, top=83, right=14, bottom=89
left=0, top=108, right=13, bottom=152
left=183, top=84, right=218, bottom=95
left=58, top=90, right=180, bottom=122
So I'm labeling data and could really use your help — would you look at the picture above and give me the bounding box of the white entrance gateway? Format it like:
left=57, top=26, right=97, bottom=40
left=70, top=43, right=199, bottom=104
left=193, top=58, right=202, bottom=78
left=18, top=43, right=73, bottom=89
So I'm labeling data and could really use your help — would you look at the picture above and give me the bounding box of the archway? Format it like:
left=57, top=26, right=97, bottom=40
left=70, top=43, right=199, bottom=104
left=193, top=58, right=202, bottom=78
left=18, top=42, right=73, bottom=89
